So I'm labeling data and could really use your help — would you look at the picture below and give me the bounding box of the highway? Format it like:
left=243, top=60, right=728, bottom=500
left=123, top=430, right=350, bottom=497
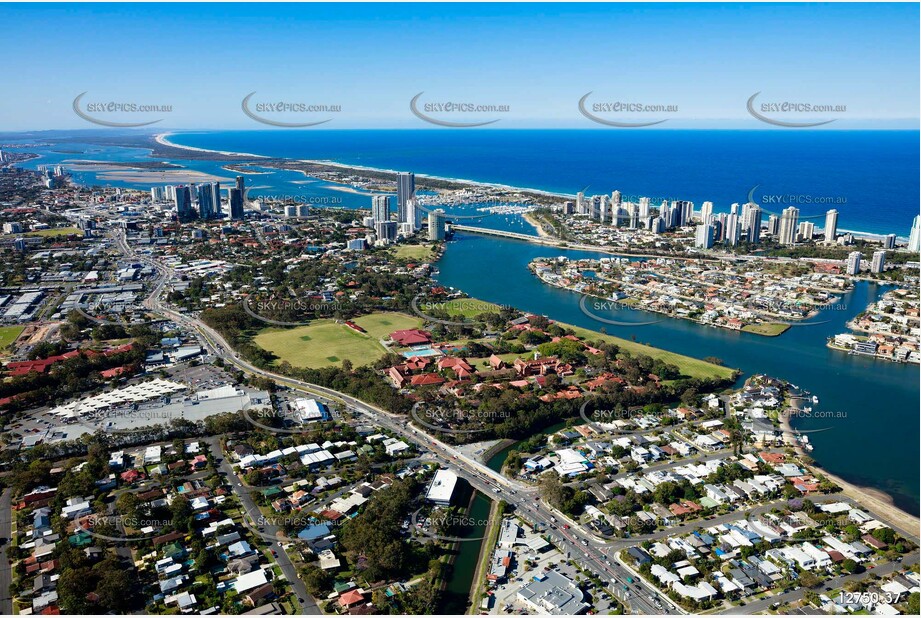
left=112, top=229, right=675, bottom=615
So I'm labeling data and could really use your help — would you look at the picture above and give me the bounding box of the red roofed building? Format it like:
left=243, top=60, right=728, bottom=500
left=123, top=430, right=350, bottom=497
left=389, top=329, right=432, bottom=346
left=6, top=350, right=82, bottom=375
left=584, top=373, right=626, bottom=391
left=410, top=373, right=445, bottom=387
left=100, top=366, right=130, bottom=379
left=319, top=509, right=345, bottom=522
left=436, top=357, right=473, bottom=373
left=669, top=500, right=703, bottom=517
left=862, top=534, right=887, bottom=550
left=387, top=357, right=432, bottom=388
left=403, top=356, right=430, bottom=371
left=338, top=590, right=367, bottom=609
left=759, top=452, right=785, bottom=465
left=826, top=550, right=846, bottom=563
left=539, top=387, right=583, bottom=402
left=119, top=469, right=144, bottom=484
left=513, top=357, right=561, bottom=377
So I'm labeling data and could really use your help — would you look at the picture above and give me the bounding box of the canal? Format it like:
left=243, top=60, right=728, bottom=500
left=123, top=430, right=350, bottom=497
left=436, top=231, right=920, bottom=514
left=437, top=488, right=493, bottom=614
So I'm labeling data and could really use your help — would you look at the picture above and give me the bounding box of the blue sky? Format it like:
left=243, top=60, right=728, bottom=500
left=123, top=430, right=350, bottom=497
left=1, top=2, right=918, bottom=130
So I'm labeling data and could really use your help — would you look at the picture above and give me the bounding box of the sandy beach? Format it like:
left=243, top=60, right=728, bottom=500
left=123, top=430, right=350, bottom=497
left=155, top=132, right=269, bottom=159
left=522, top=211, right=553, bottom=238
left=780, top=413, right=920, bottom=541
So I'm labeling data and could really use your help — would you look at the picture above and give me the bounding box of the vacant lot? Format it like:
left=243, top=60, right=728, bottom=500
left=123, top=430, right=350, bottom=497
left=254, top=312, right=423, bottom=368
left=741, top=322, right=790, bottom=337
left=392, top=244, right=436, bottom=262
left=433, top=297, right=505, bottom=319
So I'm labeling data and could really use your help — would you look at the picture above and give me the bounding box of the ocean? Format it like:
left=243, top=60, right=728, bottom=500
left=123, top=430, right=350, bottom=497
left=167, top=129, right=920, bottom=237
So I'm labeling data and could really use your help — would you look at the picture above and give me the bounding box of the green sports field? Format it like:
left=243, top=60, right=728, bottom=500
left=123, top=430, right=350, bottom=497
left=0, top=325, right=24, bottom=349
left=24, top=227, right=82, bottom=237
left=254, top=312, right=423, bottom=369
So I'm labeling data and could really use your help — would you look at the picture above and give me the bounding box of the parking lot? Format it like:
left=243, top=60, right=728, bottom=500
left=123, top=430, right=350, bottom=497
left=486, top=523, right=619, bottom=615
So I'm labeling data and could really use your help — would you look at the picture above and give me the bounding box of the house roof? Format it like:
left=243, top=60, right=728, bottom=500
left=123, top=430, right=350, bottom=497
left=338, top=590, right=366, bottom=607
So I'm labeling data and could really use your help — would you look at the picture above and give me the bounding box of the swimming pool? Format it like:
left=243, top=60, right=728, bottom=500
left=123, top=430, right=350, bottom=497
left=402, top=347, right=443, bottom=358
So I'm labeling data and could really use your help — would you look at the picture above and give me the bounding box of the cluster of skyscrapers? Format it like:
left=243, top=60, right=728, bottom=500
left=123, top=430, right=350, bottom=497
left=36, top=165, right=66, bottom=188
left=152, top=176, right=246, bottom=222
left=365, top=172, right=437, bottom=243
left=568, top=190, right=919, bottom=258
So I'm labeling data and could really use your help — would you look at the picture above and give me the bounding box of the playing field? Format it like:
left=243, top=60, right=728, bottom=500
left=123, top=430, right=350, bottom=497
left=0, top=325, right=24, bottom=349
left=254, top=312, right=423, bottom=368
left=24, top=227, right=82, bottom=237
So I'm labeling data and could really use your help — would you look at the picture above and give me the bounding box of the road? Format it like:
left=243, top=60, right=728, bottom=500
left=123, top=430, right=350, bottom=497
left=205, top=436, right=321, bottom=615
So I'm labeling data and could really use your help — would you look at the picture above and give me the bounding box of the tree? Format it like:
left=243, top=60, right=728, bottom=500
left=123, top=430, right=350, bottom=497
left=871, top=527, right=896, bottom=545
left=94, top=560, right=136, bottom=612
left=843, top=524, right=861, bottom=542
left=906, top=592, right=919, bottom=615
left=798, top=570, right=821, bottom=589
left=115, top=492, right=140, bottom=524
left=56, top=567, right=94, bottom=613
left=300, top=563, right=332, bottom=597
left=538, top=474, right=565, bottom=508
left=170, top=496, right=193, bottom=532
left=339, top=478, right=417, bottom=581
left=680, top=387, right=699, bottom=407
left=841, top=559, right=859, bottom=574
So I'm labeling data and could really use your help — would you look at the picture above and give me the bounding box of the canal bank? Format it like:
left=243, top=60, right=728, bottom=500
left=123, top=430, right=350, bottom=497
left=466, top=498, right=505, bottom=614
left=435, top=231, right=920, bottom=515
left=436, top=487, right=493, bottom=615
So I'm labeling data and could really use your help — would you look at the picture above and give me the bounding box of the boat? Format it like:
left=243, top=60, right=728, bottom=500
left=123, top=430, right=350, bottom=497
left=812, top=395, right=819, bottom=404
